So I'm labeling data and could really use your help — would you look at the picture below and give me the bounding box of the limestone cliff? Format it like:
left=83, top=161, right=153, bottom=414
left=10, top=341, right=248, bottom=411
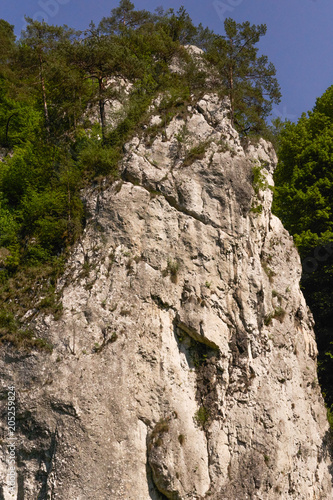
left=0, top=94, right=332, bottom=499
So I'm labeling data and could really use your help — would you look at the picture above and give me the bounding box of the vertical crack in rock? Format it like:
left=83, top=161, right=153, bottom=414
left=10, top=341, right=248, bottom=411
left=36, top=427, right=58, bottom=500
left=141, top=418, right=170, bottom=500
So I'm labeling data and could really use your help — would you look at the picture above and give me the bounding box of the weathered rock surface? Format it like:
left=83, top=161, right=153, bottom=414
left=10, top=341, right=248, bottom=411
left=0, top=94, right=332, bottom=499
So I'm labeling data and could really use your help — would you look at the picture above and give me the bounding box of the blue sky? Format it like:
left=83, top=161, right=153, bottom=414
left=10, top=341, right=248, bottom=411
left=2, top=0, right=333, bottom=122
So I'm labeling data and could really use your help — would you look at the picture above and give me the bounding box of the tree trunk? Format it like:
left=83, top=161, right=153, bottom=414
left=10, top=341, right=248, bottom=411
left=229, top=64, right=234, bottom=127
left=5, top=113, right=16, bottom=147
left=39, top=52, right=50, bottom=136
left=98, top=77, right=106, bottom=142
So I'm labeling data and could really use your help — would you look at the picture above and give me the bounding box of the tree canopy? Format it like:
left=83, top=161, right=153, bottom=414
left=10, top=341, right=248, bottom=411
left=0, top=20, right=16, bottom=67
left=206, top=18, right=281, bottom=133
left=99, top=0, right=152, bottom=34
left=273, top=86, right=333, bottom=255
left=273, top=84, right=333, bottom=415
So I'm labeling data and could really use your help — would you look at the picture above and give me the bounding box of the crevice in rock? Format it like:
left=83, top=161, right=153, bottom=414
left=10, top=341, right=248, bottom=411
left=17, top=471, right=25, bottom=500
left=320, top=430, right=333, bottom=482
left=50, top=401, right=78, bottom=418
left=194, top=353, right=224, bottom=428
left=173, top=319, right=223, bottom=498
left=204, top=440, right=214, bottom=500
left=163, top=193, right=218, bottom=230
left=175, top=315, right=219, bottom=351
left=36, top=428, right=57, bottom=500
left=146, top=449, right=169, bottom=500
left=151, top=294, right=177, bottom=313
left=147, top=462, right=169, bottom=500
left=256, top=287, right=265, bottom=332
left=93, top=328, right=118, bottom=354
left=146, top=418, right=175, bottom=500
left=173, top=318, right=223, bottom=428
left=122, top=168, right=221, bottom=231
left=227, top=326, right=254, bottom=395
left=14, top=420, right=58, bottom=500
left=138, top=417, right=169, bottom=499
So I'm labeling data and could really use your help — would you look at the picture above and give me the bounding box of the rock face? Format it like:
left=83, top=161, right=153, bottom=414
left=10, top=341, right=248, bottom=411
left=0, top=94, right=332, bottom=499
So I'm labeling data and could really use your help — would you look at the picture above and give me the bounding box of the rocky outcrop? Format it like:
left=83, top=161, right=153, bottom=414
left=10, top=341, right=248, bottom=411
left=0, top=94, right=332, bottom=499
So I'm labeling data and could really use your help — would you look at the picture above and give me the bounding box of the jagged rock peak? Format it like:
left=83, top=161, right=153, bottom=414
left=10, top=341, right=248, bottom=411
left=0, top=93, right=332, bottom=499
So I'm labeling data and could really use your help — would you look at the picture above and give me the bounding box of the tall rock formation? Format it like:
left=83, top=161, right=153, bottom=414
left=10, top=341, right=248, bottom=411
left=0, top=94, right=332, bottom=499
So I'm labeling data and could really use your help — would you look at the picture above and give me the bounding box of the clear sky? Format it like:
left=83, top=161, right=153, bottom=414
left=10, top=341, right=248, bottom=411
left=2, top=0, right=333, bottom=122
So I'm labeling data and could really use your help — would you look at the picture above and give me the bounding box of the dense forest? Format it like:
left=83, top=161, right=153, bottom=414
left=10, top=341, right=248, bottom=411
left=0, top=1, right=332, bottom=427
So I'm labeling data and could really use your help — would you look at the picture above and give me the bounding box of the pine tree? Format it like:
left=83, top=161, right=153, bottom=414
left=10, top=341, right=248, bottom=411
left=99, top=0, right=151, bottom=34
left=206, top=18, right=281, bottom=133
left=19, top=18, right=70, bottom=136
left=0, top=20, right=16, bottom=68
left=73, top=23, right=130, bottom=142
left=154, top=6, right=197, bottom=44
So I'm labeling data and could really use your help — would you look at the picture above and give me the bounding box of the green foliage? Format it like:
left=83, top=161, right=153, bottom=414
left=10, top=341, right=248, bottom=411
left=77, top=140, right=120, bottom=178
left=194, top=406, right=209, bottom=428
left=99, top=1, right=152, bottom=34
left=153, top=84, right=192, bottom=131
left=154, top=6, right=197, bottom=44
left=0, top=261, right=62, bottom=350
left=264, top=307, right=286, bottom=326
left=0, top=141, right=84, bottom=257
left=164, top=258, right=180, bottom=283
left=183, top=140, right=211, bottom=167
left=302, top=256, right=333, bottom=413
left=0, top=20, right=16, bottom=64
left=250, top=203, right=263, bottom=214
left=251, top=163, right=268, bottom=214
left=327, top=407, right=333, bottom=434
left=252, top=164, right=268, bottom=195
left=261, top=260, right=276, bottom=283
left=0, top=196, right=18, bottom=248
left=206, top=18, right=281, bottom=134
left=0, top=78, right=41, bottom=147
left=273, top=101, right=333, bottom=256
left=273, top=84, right=333, bottom=421
left=0, top=308, right=53, bottom=351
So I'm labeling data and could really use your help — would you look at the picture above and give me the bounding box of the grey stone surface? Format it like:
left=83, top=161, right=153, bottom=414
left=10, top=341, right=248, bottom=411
left=0, top=94, right=332, bottom=499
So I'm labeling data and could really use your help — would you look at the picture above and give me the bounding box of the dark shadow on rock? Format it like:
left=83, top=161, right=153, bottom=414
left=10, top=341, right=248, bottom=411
left=17, top=471, right=25, bottom=500
left=145, top=430, right=169, bottom=500
left=321, top=430, right=333, bottom=488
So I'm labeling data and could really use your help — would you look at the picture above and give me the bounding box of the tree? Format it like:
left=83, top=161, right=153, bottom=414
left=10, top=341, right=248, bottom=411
left=0, top=79, right=41, bottom=147
left=206, top=18, right=281, bottom=133
left=45, top=36, right=90, bottom=138
left=273, top=85, right=333, bottom=413
left=0, top=20, right=16, bottom=68
left=273, top=108, right=333, bottom=253
left=99, top=0, right=151, bottom=34
left=19, top=18, right=72, bottom=136
left=73, top=23, right=136, bottom=142
left=18, top=19, right=92, bottom=140
left=154, top=6, right=197, bottom=45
